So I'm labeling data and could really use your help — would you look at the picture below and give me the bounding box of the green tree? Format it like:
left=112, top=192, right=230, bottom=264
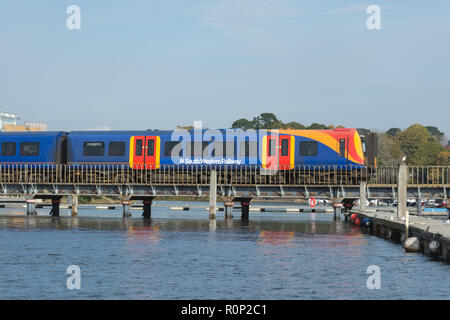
left=307, top=123, right=328, bottom=130
left=396, top=124, right=444, bottom=165
left=436, top=151, right=450, bottom=166
left=231, top=118, right=253, bottom=130
left=283, top=121, right=305, bottom=129
left=377, top=133, right=403, bottom=166
left=385, top=128, right=401, bottom=136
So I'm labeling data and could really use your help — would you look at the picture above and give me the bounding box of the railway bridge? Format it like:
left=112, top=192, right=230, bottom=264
left=0, top=164, right=448, bottom=219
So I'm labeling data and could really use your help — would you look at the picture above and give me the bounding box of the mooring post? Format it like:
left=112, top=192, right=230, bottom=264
left=241, top=200, right=250, bottom=220
left=50, top=198, right=60, bottom=217
left=209, top=170, right=217, bottom=219
left=142, top=199, right=152, bottom=219
left=26, top=199, right=36, bottom=216
left=360, top=182, right=367, bottom=213
left=398, top=163, right=407, bottom=219
left=122, top=200, right=131, bottom=218
left=446, top=203, right=450, bottom=223
left=224, top=200, right=234, bottom=219
left=71, top=194, right=78, bottom=217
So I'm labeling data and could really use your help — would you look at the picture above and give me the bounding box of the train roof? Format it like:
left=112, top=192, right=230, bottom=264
left=0, top=131, right=66, bottom=136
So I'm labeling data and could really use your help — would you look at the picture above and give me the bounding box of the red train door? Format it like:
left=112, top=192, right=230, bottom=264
left=133, top=136, right=145, bottom=169
left=279, top=135, right=291, bottom=170
left=337, top=135, right=348, bottom=165
left=264, top=135, right=292, bottom=170
left=131, top=136, right=159, bottom=169
left=145, top=136, right=157, bottom=169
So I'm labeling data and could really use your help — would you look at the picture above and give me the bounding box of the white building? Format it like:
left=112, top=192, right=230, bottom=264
left=0, top=112, right=20, bottom=130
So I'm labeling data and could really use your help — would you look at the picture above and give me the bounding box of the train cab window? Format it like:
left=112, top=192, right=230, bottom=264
left=109, top=142, right=125, bottom=156
left=299, top=141, right=317, bottom=156
left=20, top=142, right=40, bottom=156
left=339, top=139, right=346, bottom=157
left=268, top=139, right=276, bottom=156
left=281, top=139, right=289, bottom=156
left=239, top=141, right=257, bottom=157
left=165, top=141, right=182, bottom=157
left=1, top=142, right=16, bottom=156
left=83, top=142, right=104, bottom=156
left=135, top=139, right=143, bottom=156
left=147, top=139, right=154, bottom=156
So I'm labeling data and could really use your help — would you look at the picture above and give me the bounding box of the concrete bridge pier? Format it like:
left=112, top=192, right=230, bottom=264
left=417, top=198, right=422, bottom=216
left=50, top=197, right=62, bottom=217
left=332, top=202, right=342, bottom=220
left=209, top=170, right=217, bottom=220
left=71, top=195, right=78, bottom=217
left=447, top=204, right=450, bottom=222
left=142, top=199, right=153, bottom=219
left=241, top=201, right=250, bottom=220
left=224, top=200, right=234, bottom=219
left=122, top=200, right=131, bottom=218
left=360, top=182, right=367, bottom=213
left=26, top=199, right=36, bottom=216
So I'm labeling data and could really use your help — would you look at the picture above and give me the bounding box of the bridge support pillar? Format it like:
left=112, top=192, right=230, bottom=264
left=332, top=202, right=342, bottom=220
left=143, top=199, right=152, bottom=219
left=122, top=201, right=131, bottom=218
left=224, top=200, right=233, bottom=220
left=360, top=182, right=367, bottom=213
left=50, top=198, right=61, bottom=217
left=209, top=170, right=217, bottom=219
left=26, top=199, right=36, bottom=216
left=417, top=198, right=422, bottom=216
left=446, top=204, right=450, bottom=222
left=241, top=200, right=250, bottom=221
left=71, top=195, right=78, bottom=217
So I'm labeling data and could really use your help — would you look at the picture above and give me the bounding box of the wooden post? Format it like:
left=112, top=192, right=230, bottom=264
left=26, top=199, right=36, bottom=216
left=209, top=170, right=217, bottom=219
left=360, top=182, right=367, bottom=213
left=224, top=200, right=234, bottom=219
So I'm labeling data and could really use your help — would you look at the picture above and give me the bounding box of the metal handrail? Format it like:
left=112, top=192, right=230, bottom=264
left=0, top=164, right=448, bottom=186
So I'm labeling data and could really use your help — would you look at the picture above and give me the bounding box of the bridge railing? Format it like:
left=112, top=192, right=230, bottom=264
left=0, top=165, right=448, bottom=186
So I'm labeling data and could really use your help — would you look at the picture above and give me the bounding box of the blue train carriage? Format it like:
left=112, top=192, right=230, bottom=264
left=0, top=131, right=67, bottom=168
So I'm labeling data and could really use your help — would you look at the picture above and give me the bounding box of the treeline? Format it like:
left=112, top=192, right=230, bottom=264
left=231, top=113, right=345, bottom=130
left=378, top=124, right=449, bottom=166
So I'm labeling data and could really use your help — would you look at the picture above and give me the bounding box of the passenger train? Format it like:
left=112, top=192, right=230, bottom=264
left=0, top=128, right=377, bottom=169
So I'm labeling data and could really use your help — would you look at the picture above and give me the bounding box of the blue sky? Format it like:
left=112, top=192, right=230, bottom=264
left=0, top=1, right=449, bottom=137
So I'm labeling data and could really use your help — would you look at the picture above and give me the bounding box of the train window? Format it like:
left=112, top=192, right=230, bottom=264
left=339, top=139, right=346, bottom=157
left=299, top=141, right=317, bottom=156
left=268, top=139, right=276, bottom=156
left=187, top=142, right=209, bottom=156
left=281, top=139, right=289, bottom=156
left=165, top=141, right=182, bottom=157
left=109, top=142, right=125, bottom=156
left=135, top=140, right=143, bottom=156
left=20, top=142, right=40, bottom=156
left=147, top=139, right=154, bottom=156
left=239, top=141, right=257, bottom=157
left=1, top=142, right=16, bottom=156
left=84, top=142, right=104, bottom=156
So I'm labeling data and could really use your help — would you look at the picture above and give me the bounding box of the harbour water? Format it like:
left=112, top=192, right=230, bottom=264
left=0, top=202, right=448, bottom=299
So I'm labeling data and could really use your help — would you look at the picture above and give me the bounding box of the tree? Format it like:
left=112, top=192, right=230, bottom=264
left=396, top=124, right=444, bottom=165
left=386, top=128, right=401, bottom=136
left=284, top=121, right=305, bottom=129
left=307, top=123, right=328, bottom=130
left=436, top=151, right=450, bottom=166
left=377, top=133, right=403, bottom=166
left=231, top=118, right=253, bottom=130
left=251, top=113, right=283, bottom=129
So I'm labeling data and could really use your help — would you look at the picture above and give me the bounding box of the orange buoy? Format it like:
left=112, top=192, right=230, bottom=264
left=355, top=218, right=361, bottom=225
left=351, top=213, right=357, bottom=221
